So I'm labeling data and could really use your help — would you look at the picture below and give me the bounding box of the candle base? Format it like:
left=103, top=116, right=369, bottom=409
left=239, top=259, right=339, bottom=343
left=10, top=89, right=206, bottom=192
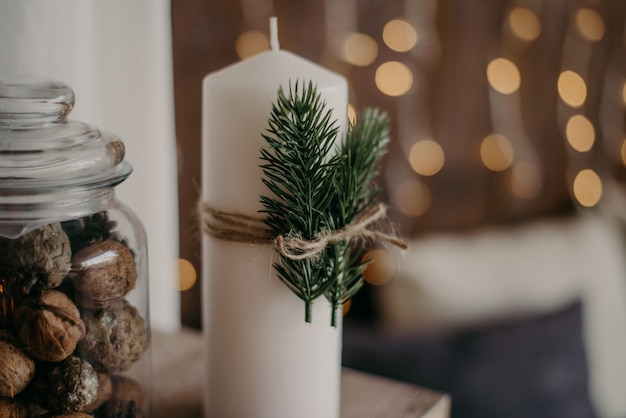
left=203, top=239, right=341, bottom=418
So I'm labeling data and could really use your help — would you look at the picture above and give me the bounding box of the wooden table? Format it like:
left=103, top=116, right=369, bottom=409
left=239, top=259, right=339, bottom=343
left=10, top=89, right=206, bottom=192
left=151, top=328, right=450, bottom=418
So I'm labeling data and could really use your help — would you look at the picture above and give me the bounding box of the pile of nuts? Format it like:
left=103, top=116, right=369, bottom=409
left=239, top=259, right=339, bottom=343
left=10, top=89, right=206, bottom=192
left=0, top=213, right=148, bottom=418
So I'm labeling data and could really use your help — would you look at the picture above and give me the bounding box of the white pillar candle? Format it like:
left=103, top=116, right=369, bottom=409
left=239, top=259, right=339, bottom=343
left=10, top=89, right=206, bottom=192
left=201, top=18, right=348, bottom=418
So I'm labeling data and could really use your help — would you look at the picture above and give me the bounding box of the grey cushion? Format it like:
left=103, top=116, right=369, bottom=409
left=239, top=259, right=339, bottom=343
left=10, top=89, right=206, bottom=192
left=342, top=301, right=596, bottom=418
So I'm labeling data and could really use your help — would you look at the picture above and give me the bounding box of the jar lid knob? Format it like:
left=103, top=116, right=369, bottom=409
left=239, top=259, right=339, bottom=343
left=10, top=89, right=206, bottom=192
left=0, top=76, right=74, bottom=125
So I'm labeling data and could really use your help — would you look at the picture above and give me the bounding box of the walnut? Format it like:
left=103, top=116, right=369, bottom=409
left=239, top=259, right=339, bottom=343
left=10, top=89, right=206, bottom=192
left=61, top=211, right=119, bottom=254
left=0, top=223, right=72, bottom=293
left=77, top=300, right=147, bottom=373
left=0, top=397, right=28, bottom=418
left=84, top=373, right=112, bottom=414
left=25, top=402, right=48, bottom=417
left=0, top=277, right=23, bottom=329
left=0, top=331, right=35, bottom=398
left=12, top=290, right=85, bottom=362
left=71, top=240, right=137, bottom=309
left=37, top=413, right=94, bottom=418
left=99, top=375, right=143, bottom=418
left=30, top=355, right=98, bottom=413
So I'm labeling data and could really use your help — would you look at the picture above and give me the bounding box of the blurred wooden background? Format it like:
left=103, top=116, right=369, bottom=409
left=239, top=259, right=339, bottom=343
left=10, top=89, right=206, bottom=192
left=171, top=0, right=626, bottom=328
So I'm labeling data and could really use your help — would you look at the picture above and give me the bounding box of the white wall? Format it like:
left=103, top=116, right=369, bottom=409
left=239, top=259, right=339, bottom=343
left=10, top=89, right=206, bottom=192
left=0, top=0, right=180, bottom=331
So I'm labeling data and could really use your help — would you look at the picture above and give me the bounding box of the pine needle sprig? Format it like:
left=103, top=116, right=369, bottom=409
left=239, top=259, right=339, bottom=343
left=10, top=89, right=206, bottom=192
left=334, top=107, right=390, bottom=225
left=260, top=80, right=391, bottom=325
left=260, top=81, right=342, bottom=321
left=324, top=108, right=390, bottom=326
left=260, top=81, right=342, bottom=238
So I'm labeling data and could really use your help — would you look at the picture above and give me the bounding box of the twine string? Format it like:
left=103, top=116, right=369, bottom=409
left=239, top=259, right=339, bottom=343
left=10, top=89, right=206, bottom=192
left=199, top=201, right=408, bottom=260
left=199, top=202, right=272, bottom=245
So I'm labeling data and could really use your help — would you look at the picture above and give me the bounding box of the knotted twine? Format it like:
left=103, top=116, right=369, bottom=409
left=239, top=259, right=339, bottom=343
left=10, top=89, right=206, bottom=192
left=199, top=201, right=408, bottom=261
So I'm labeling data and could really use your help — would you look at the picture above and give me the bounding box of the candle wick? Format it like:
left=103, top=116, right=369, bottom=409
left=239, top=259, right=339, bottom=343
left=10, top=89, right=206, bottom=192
left=270, top=16, right=280, bottom=51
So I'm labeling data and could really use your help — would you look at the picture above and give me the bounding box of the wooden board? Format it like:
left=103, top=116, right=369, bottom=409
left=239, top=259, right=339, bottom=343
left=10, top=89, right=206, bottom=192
left=151, top=328, right=450, bottom=418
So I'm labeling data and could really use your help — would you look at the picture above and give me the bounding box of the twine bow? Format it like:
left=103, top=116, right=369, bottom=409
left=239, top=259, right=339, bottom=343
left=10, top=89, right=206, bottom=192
left=199, top=201, right=407, bottom=260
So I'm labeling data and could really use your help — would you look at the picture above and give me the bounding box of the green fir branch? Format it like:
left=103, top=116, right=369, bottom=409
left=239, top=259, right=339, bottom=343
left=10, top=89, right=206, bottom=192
left=260, top=80, right=390, bottom=326
left=324, top=108, right=390, bottom=326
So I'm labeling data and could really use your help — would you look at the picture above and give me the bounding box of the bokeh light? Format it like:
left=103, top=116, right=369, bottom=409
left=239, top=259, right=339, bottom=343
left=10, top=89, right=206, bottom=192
left=621, top=138, right=626, bottom=165
left=394, top=179, right=431, bottom=217
left=343, top=33, right=378, bottom=66
left=409, top=139, right=445, bottom=176
left=576, top=8, right=605, bottom=41
left=565, top=115, right=595, bottom=152
left=375, top=61, right=413, bottom=96
left=622, top=80, right=626, bottom=106
left=343, top=299, right=352, bottom=316
left=348, top=104, right=357, bottom=126
left=487, top=58, right=521, bottom=94
left=480, top=134, right=514, bottom=171
left=235, top=30, right=269, bottom=59
left=508, top=7, right=541, bottom=41
left=558, top=70, right=587, bottom=108
left=573, top=169, right=602, bottom=207
left=361, top=249, right=397, bottom=286
left=178, top=258, right=197, bottom=291
left=510, top=161, right=541, bottom=199
left=383, top=19, right=418, bottom=52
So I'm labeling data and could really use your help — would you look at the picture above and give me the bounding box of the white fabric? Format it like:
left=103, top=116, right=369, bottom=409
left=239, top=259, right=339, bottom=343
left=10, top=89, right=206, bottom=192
left=0, top=0, right=180, bottom=331
left=378, top=212, right=626, bottom=418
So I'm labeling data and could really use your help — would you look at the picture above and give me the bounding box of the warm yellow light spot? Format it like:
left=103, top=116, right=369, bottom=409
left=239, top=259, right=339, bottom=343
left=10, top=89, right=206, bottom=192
left=343, top=299, right=352, bottom=316
left=480, top=134, right=514, bottom=171
left=361, top=249, right=396, bottom=286
left=487, top=58, right=521, bottom=95
left=510, top=161, right=541, bottom=199
left=565, top=115, right=595, bottom=152
left=177, top=258, right=197, bottom=292
left=573, top=169, right=602, bottom=207
left=395, top=179, right=431, bottom=217
left=347, top=104, right=357, bottom=126
left=409, top=139, right=445, bottom=176
left=621, top=138, right=626, bottom=165
left=622, top=81, right=626, bottom=106
left=375, top=61, right=413, bottom=96
left=235, top=30, right=269, bottom=59
left=383, top=19, right=418, bottom=52
left=558, top=70, right=587, bottom=108
left=343, top=33, right=378, bottom=67
left=509, top=7, right=541, bottom=41
left=576, top=8, right=605, bottom=41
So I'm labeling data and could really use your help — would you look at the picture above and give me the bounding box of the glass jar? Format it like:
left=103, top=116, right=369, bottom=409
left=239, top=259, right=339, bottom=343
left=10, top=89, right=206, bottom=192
left=0, top=77, right=150, bottom=417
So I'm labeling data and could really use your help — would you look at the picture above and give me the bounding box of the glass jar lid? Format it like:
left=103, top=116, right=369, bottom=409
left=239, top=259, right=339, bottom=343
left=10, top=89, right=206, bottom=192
left=0, top=76, right=133, bottom=238
left=0, top=76, right=132, bottom=193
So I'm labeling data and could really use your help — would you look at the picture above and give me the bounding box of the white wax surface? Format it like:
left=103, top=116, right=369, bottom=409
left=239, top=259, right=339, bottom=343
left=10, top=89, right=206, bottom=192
left=202, top=49, right=348, bottom=418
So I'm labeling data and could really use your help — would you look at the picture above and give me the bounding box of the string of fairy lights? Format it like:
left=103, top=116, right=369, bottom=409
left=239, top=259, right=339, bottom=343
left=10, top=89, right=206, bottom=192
left=178, top=2, right=626, bottom=293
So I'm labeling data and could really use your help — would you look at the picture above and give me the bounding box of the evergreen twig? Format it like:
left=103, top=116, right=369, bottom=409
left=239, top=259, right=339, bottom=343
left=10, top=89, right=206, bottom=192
left=260, top=80, right=390, bottom=326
